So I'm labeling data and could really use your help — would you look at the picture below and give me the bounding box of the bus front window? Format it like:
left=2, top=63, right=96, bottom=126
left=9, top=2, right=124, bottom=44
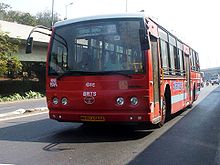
left=49, top=18, right=146, bottom=75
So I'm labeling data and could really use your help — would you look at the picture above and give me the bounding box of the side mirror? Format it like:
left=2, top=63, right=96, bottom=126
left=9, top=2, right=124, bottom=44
left=139, top=29, right=149, bottom=50
left=26, top=37, right=33, bottom=54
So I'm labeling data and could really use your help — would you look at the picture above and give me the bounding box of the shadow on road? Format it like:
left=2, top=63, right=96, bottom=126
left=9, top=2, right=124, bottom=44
left=0, top=119, right=153, bottom=145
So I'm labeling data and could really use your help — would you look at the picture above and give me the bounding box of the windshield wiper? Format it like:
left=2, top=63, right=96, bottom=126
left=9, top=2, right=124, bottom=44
left=57, top=70, right=132, bottom=80
left=57, top=70, right=98, bottom=80
left=102, top=71, right=132, bottom=78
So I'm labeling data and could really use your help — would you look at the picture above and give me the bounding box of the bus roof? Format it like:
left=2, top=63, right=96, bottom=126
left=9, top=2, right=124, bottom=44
left=54, top=13, right=145, bottom=28
left=53, top=13, right=197, bottom=54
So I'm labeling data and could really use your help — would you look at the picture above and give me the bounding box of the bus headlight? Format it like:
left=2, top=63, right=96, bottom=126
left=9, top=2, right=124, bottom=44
left=52, top=97, right=59, bottom=105
left=116, top=97, right=124, bottom=106
left=61, top=97, right=68, bottom=105
left=130, top=97, right=138, bottom=106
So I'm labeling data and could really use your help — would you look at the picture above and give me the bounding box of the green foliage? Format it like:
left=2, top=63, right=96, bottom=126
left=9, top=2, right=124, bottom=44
left=0, top=3, right=36, bottom=26
left=0, top=56, right=7, bottom=76
left=25, top=90, right=43, bottom=99
left=7, top=56, right=23, bottom=78
left=0, top=3, right=10, bottom=12
left=4, top=10, right=37, bottom=26
left=36, top=10, right=60, bottom=27
left=0, top=32, right=18, bottom=55
left=0, top=91, right=44, bottom=102
left=0, top=3, right=61, bottom=27
left=0, top=3, right=11, bottom=20
left=0, top=32, right=22, bottom=77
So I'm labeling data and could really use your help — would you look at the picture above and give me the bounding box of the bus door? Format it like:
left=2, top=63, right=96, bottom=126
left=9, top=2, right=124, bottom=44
left=185, top=55, right=191, bottom=105
left=150, top=35, right=161, bottom=117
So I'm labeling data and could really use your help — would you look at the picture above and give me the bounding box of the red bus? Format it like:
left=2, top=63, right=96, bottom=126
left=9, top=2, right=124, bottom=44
left=27, top=13, right=201, bottom=126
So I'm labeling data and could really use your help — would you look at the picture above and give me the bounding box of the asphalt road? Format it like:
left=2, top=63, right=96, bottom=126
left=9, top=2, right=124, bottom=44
left=130, top=85, right=220, bottom=165
left=0, top=85, right=219, bottom=165
left=0, top=98, right=47, bottom=114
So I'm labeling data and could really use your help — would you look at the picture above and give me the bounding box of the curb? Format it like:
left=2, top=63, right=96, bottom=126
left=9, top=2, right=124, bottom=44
left=0, top=107, right=48, bottom=119
left=0, top=97, right=46, bottom=105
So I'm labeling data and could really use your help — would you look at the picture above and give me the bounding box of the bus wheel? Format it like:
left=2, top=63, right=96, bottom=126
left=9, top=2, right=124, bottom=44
left=158, top=98, right=166, bottom=127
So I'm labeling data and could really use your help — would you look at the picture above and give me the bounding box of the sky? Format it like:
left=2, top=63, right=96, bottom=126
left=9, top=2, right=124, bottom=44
left=2, top=0, right=220, bottom=69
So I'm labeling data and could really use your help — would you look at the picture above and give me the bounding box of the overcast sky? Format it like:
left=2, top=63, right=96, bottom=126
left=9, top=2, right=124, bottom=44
left=2, top=0, right=220, bottom=69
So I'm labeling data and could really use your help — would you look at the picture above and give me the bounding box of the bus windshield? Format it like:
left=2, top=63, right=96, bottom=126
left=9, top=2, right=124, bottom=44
left=49, top=18, right=145, bottom=76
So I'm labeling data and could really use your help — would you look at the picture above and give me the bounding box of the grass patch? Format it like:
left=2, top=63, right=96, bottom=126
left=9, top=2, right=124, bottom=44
left=0, top=90, right=44, bottom=102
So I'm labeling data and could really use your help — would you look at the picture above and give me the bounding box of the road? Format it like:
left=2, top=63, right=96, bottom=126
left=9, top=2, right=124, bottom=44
left=0, top=85, right=219, bottom=165
left=0, top=98, right=47, bottom=114
left=130, top=85, right=220, bottom=165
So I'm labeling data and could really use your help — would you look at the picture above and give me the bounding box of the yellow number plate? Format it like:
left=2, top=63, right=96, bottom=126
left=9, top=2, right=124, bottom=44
left=80, top=116, right=106, bottom=122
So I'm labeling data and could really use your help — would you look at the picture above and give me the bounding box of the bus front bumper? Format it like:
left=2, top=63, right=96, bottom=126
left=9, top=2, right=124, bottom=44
left=49, top=110, right=150, bottom=123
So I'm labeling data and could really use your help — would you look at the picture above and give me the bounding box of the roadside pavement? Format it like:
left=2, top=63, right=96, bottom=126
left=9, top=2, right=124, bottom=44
left=0, top=98, right=48, bottom=121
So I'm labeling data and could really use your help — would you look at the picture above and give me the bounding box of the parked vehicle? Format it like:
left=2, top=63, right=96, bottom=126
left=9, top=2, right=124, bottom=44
left=210, top=74, right=219, bottom=85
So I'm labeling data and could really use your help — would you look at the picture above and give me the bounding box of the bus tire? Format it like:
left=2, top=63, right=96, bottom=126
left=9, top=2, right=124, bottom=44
left=158, top=97, right=167, bottom=127
left=193, top=85, right=196, bottom=102
left=188, top=86, right=196, bottom=108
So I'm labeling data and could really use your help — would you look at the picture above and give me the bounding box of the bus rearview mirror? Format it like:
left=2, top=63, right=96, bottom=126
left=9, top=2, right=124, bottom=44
left=26, top=37, right=33, bottom=54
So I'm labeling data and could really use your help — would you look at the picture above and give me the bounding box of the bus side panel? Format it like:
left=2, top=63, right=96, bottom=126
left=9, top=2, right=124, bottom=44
left=191, top=71, right=201, bottom=101
left=162, top=79, right=184, bottom=114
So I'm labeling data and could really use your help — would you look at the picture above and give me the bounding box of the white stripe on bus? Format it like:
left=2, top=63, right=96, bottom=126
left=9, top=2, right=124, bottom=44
left=171, top=93, right=187, bottom=104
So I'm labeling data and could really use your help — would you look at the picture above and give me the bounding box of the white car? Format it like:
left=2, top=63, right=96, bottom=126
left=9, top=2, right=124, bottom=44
left=210, top=77, right=219, bottom=85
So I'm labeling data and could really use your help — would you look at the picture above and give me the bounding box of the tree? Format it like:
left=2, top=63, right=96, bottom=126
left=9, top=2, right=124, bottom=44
left=0, top=3, right=37, bottom=26
left=4, top=10, right=37, bottom=26
left=0, top=3, right=10, bottom=14
left=0, top=3, right=11, bottom=20
left=1, top=3, right=61, bottom=27
left=0, top=32, right=22, bottom=77
left=18, top=12, right=37, bottom=26
left=36, top=10, right=60, bottom=27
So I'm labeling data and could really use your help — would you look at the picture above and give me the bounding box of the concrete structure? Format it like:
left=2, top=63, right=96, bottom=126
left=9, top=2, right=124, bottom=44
left=201, top=67, right=220, bottom=81
left=0, top=20, right=50, bottom=62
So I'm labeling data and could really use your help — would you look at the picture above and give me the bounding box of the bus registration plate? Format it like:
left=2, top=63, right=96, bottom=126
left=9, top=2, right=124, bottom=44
left=80, top=115, right=105, bottom=122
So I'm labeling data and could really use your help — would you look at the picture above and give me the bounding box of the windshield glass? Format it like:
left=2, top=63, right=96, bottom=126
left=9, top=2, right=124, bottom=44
left=49, top=18, right=145, bottom=75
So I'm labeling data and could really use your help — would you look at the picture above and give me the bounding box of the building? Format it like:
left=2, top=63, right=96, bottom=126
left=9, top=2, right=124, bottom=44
left=0, top=20, right=50, bottom=95
left=0, top=20, right=49, bottom=62
left=201, top=67, right=220, bottom=81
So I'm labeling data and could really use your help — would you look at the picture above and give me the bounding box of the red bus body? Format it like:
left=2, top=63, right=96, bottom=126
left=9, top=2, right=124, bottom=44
left=46, top=13, right=201, bottom=125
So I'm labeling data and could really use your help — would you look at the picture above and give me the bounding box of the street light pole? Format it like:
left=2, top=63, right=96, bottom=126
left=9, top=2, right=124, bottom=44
left=51, top=0, right=54, bottom=26
left=64, top=2, right=73, bottom=20
left=126, top=0, right=128, bottom=12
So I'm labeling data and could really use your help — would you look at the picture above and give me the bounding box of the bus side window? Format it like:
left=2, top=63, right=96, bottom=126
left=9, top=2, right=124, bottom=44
left=169, top=44, right=175, bottom=75
left=190, top=49, right=195, bottom=71
left=178, top=49, right=184, bottom=76
left=195, top=52, right=200, bottom=72
left=159, top=39, right=169, bottom=75
left=174, top=46, right=180, bottom=75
